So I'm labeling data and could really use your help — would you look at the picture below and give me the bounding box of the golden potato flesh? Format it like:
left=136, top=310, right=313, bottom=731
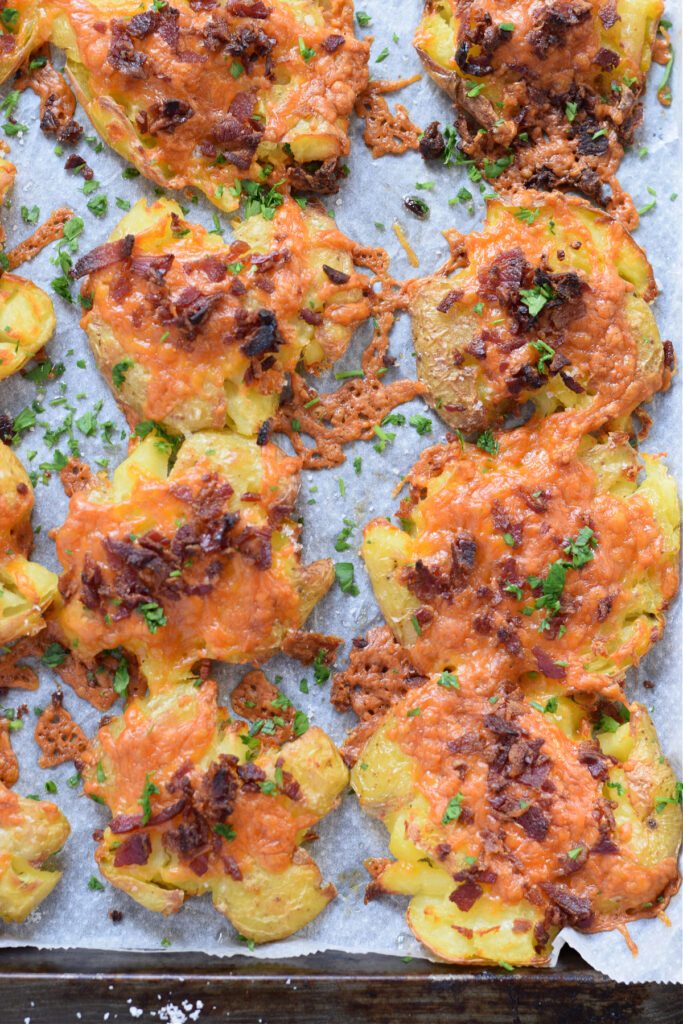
left=351, top=675, right=681, bottom=966
left=0, top=781, right=70, bottom=922
left=49, top=0, right=369, bottom=210
left=74, top=197, right=370, bottom=437
left=82, top=679, right=348, bottom=940
left=0, top=441, right=58, bottom=645
left=362, top=421, right=679, bottom=696
left=0, top=0, right=50, bottom=87
left=0, top=273, right=57, bottom=381
left=411, top=192, right=666, bottom=434
left=414, top=0, right=662, bottom=221
left=53, top=428, right=334, bottom=688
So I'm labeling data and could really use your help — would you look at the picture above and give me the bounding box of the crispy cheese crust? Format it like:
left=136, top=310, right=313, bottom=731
left=414, top=0, right=662, bottom=223
left=53, top=429, right=334, bottom=687
left=48, top=0, right=369, bottom=208
left=75, top=196, right=370, bottom=436
left=82, top=679, right=348, bottom=940
left=351, top=675, right=681, bottom=966
left=0, top=781, right=70, bottom=922
left=411, top=192, right=667, bottom=434
left=361, top=422, right=679, bottom=695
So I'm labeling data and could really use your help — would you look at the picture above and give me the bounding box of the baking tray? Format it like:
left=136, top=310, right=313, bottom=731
left=0, top=946, right=680, bottom=1022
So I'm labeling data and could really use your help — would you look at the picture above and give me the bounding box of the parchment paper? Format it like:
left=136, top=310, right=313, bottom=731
left=0, top=1, right=680, bottom=985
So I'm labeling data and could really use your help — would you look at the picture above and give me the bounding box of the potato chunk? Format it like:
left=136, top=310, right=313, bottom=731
left=82, top=679, right=348, bottom=940
left=411, top=192, right=665, bottom=434
left=0, top=782, right=70, bottom=922
left=414, top=0, right=662, bottom=221
left=50, top=0, right=368, bottom=209
left=53, top=429, right=334, bottom=688
left=362, top=422, right=678, bottom=695
left=351, top=676, right=681, bottom=965
left=0, top=0, right=50, bottom=87
left=76, top=197, right=369, bottom=436
left=0, top=441, right=58, bottom=644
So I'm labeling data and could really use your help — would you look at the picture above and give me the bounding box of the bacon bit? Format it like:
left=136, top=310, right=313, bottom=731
left=113, top=832, right=152, bottom=868
left=355, top=76, right=422, bottom=159
left=60, top=457, right=94, bottom=498
left=34, top=692, right=89, bottom=769
left=7, top=208, right=74, bottom=271
left=71, top=236, right=135, bottom=280
left=231, top=669, right=294, bottom=745
left=436, top=289, right=464, bottom=314
left=0, top=720, right=18, bottom=788
left=449, top=879, right=482, bottom=911
left=392, top=221, right=419, bottom=267
left=0, top=634, right=46, bottom=691
left=531, top=645, right=566, bottom=680
left=281, top=630, right=342, bottom=666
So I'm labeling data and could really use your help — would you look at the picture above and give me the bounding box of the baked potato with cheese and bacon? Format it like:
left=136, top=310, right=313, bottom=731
left=361, top=421, right=679, bottom=696
left=411, top=192, right=668, bottom=435
left=0, top=782, right=70, bottom=923
left=48, top=0, right=369, bottom=209
left=414, top=0, right=663, bottom=223
left=351, top=673, right=681, bottom=966
left=73, top=196, right=370, bottom=437
left=53, top=427, right=334, bottom=689
left=82, top=678, right=348, bottom=939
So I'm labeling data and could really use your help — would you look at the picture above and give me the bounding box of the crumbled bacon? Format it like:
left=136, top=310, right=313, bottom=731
left=516, top=804, right=550, bottom=841
left=71, top=235, right=134, bottom=280
left=436, top=288, right=463, bottom=313
left=322, top=35, right=345, bottom=53
left=449, top=879, right=482, bottom=912
left=419, top=120, right=446, bottom=161
left=528, top=0, right=592, bottom=60
left=113, top=832, right=152, bottom=867
left=322, top=264, right=351, bottom=286
left=236, top=308, right=284, bottom=358
left=455, top=10, right=509, bottom=75
left=147, top=98, right=195, bottom=134
left=531, top=645, right=566, bottom=680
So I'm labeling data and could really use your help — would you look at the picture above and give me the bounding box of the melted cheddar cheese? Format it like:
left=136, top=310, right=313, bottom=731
left=414, top=0, right=663, bottom=223
left=410, top=192, right=666, bottom=435
left=362, top=420, right=679, bottom=695
left=77, top=196, right=370, bottom=436
left=53, top=429, right=334, bottom=687
left=351, top=675, right=681, bottom=965
left=82, top=679, right=348, bottom=940
left=48, top=0, right=369, bottom=208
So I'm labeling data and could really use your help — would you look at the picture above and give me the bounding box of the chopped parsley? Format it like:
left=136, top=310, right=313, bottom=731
left=87, top=875, right=104, bottom=891
left=335, top=562, right=359, bottom=596
left=293, top=709, right=309, bottom=737
left=41, top=642, right=68, bottom=668
left=112, top=359, right=133, bottom=390
left=530, top=338, right=555, bottom=373
left=138, top=772, right=160, bottom=825
left=442, top=793, right=464, bottom=825
left=437, top=670, right=459, bottom=689
left=138, top=602, right=167, bottom=634
left=476, top=429, right=499, bottom=456
left=519, top=282, right=554, bottom=317
left=214, top=823, right=236, bottom=840
left=298, top=36, right=315, bottom=62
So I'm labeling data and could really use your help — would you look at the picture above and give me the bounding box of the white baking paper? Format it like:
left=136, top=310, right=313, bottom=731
left=0, top=1, right=680, bottom=984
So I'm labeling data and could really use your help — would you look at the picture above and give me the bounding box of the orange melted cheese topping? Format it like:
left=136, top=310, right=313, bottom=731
left=55, top=445, right=306, bottom=674
left=51, top=0, right=369, bottom=199
left=388, top=679, right=678, bottom=928
left=80, top=198, right=370, bottom=429
left=364, top=422, right=677, bottom=694
left=416, top=196, right=664, bottom=430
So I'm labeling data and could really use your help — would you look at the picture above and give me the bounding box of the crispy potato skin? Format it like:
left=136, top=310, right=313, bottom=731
left=53, top=429, right=334, bottom=687
left=49, top=0, right=369, bottom=209
left=411, top=192, right=664, bottom=434
left=79, top=197, right=369, bottom=437
left=413, top=0, right=662, bottom=220
left=362, top=421, right=679, bottom=695
left=0, top=782, right=70, bottom=922
left=82, top=680, right=348, bottom=940
left=351, top=676, right=681, bottom=966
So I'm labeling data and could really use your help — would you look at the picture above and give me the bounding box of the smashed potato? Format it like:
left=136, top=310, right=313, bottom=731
left=0, top=782, right=70, bottom=922
left=49, top=0, right=369, bottom=209
left=351, top=675, right=681, bottom=966
left=362, top=422, right=679, bottom=695
left=0, top=441, right=58, bottom=644
left=411, top=192, right=667, bottom=434
left=53, top=428, right=334, bottom=688
left=414, top=0, right=662, bottom=222
left=74, top=196, right=370, bottom=436
left=82, top=678, right=348, bottom=940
